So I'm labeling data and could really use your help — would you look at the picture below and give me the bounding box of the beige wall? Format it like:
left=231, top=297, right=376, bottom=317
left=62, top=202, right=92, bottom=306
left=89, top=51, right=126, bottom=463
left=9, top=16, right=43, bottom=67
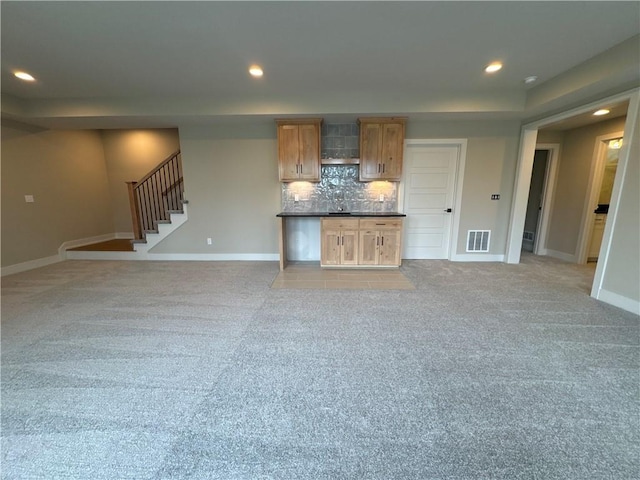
left=1, top=120, right=114, bottom=267
left=150, top=123, right=281, bottom=255
left=406, top=121, right=521, bottom=256
left=100, top=129, right=180, bottom=233
left=153, top=120, right=521, bottom=257
left=545, top=116, right=626, bottom=256
left=601, top=106, right=639, bottom=304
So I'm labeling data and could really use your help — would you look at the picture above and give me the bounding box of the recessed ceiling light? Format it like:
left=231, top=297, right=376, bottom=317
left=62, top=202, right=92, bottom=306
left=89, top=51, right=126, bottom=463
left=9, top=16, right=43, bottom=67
left=14, top=71, right=35, bottom=82
left=484, top=62, right=502, bottom=73
left=524, top=76, right=538, bottom=84
left=249, top=65, right=263, bottom=77
left=593, top=109, right=610, bottom=116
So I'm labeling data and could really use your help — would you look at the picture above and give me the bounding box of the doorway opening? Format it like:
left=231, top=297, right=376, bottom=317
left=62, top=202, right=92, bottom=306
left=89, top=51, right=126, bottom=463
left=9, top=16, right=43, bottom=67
left=585, top=136, right=622, bottom=263
left=506, top=90, right=638, bottom=312
left=521, top=145, right=559, bottom=255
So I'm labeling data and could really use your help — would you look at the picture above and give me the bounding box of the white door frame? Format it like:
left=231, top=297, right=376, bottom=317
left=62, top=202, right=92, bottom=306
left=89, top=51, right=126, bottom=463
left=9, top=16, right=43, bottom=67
left=505, top=88, right=639, bottom=305
left=398, top=139, right=467, bottom=260
left=532, top=144, right=560, bottom=255
left=575, top=130, right=624, bottom=264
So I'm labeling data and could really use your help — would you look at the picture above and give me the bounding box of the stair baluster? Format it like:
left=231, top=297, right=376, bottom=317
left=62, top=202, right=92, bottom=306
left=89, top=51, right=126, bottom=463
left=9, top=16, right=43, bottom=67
left=127, top=150, right=183, bottom=241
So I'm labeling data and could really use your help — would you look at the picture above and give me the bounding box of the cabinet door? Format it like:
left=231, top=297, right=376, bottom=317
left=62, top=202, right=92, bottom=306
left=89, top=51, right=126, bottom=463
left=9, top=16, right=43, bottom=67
left=278, top=125, right=300, bottom=181
left=379, top=230, right=401, bottom=266
left=298, top=123, right=320, bottom=181
left=359, top=229, right=379, bottom=265
left=359, top=123, right=382, bottom=180
left=322, top=229, right=341, bottom=266
left=380, top=123, right=404, bottom=180
left=341, top=230, right=359, bottom=265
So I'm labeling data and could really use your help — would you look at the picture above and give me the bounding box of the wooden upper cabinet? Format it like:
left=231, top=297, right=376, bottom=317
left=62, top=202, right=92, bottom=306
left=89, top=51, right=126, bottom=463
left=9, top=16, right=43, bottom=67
left=276, top=119, right=322, bottom=182
left=358, top=117, right=406, bottom=181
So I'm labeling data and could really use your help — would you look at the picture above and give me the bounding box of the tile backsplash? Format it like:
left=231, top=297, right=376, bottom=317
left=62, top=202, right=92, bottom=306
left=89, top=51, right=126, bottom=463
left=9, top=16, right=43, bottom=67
left=282, top=165, right=398, bottom=212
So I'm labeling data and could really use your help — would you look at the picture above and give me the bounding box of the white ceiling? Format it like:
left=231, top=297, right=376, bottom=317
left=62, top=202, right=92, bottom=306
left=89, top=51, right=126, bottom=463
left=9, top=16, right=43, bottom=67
left=1, top=1, right=639, bottom=129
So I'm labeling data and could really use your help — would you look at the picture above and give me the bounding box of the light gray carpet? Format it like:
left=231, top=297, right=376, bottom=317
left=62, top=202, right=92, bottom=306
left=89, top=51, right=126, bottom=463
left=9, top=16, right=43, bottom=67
left=1, top=255, right=638, bottom=479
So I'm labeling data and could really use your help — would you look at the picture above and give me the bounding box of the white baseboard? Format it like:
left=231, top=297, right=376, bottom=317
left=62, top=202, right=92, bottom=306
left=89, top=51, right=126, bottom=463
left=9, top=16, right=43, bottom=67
left=595, top=289, right=640, bottom=315
left=1, top=255, right=63, bottom=277
left=544, top=249, right=577, bottom=263
left=450, top=254, right=505, bottom=262
left=65, top=251, right=280, bottom=262
left=146, top=253, right=280, bottom=261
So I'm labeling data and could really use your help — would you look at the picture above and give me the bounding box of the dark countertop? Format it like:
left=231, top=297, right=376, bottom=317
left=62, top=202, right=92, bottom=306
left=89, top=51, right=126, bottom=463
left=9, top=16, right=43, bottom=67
left=277, top=212, right=406, bottom=217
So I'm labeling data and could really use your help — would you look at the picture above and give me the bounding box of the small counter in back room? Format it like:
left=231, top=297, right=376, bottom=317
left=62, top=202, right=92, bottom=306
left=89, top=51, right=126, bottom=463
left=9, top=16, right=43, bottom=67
left=276, top=212, right=407, bottom=270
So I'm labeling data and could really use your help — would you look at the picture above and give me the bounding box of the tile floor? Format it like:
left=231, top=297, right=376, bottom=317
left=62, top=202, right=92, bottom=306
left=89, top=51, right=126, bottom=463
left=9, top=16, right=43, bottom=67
left=271, top=264, right=415, bottom=290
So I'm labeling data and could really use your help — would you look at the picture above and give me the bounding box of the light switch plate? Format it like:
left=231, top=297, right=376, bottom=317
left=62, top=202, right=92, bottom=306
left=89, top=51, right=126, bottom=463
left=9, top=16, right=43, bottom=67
left=24, top=195, right=34, bottom=203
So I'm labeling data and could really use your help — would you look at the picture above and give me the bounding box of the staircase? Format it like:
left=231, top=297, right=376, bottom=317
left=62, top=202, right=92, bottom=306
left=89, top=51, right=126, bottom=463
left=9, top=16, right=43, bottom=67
left=65, top=150, right=188, bottom=260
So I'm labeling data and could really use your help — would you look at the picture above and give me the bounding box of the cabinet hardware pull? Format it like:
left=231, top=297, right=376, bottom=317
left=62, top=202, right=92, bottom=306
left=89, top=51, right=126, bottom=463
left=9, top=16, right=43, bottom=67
left=376, top=237, right=379, bottom=246
left=337, top=237, right=340, bottom=245
left=375, top=223, right=385, bottom=225
left=381, top=236, right=384, bottom=246
left=382, top=164, right=385, bottom=173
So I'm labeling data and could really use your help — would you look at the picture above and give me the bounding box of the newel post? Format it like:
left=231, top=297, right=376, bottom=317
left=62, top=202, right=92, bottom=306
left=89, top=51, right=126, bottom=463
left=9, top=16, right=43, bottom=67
left=126, top=181, right=143, bottom=240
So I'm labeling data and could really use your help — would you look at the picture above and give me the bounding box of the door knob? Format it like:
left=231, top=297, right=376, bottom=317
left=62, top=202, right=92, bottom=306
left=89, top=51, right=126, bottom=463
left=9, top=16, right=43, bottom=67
left=444, top=208, right=452, bottom=213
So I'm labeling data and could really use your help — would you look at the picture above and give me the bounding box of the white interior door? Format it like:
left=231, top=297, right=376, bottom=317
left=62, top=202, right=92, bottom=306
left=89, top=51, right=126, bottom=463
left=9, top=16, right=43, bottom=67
left=402, top=144, right=459, bottom=259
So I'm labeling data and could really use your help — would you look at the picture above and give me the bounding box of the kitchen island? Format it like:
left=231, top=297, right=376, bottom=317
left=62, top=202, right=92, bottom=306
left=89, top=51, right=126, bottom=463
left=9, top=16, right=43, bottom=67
left=276, top=212, right=406, bottom=270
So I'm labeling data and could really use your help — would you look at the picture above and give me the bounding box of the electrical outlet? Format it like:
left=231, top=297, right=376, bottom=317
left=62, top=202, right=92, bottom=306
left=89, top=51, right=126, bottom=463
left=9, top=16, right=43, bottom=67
left=379, top=194, right=385, bottom=202
left=207, top=237, right=212, bottom=245
left=24, top=195, right=34, bottom=203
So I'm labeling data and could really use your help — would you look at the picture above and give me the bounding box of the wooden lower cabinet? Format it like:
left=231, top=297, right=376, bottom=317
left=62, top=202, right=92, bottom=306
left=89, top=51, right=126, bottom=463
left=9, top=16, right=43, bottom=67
left=321, top=219, right=359, bottom=266
left=321, top=217, right=403, bottom=267
left=358, top=218, right=402, bottom=266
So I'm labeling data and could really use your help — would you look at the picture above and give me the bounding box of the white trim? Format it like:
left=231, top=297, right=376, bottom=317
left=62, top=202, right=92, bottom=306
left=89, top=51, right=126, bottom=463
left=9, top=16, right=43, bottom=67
left=576, top=130, right=624, bottom=264
left=544, top=249, right=577, bottom=263
left=533, top=144, right=560, bottom=255
left=400, top=138, right=467, bottom=261
left=506, top=127, right=539, bottom=264
left=450, top=254, right=504, bottom=262
left=146, top=253, right=280, bottom=261
left=595, top=289, right=640, bottom=315
left=135, top=205, right=188, bottom=252
left=1, top=255, right=62, bottom=277
left=64, top=251, right=280, bottom=262
left=116, top=232, right=134, bottom=239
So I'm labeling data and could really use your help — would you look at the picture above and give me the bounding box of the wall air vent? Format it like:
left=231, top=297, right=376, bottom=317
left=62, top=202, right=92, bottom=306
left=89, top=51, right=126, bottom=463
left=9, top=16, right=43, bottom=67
left=467, top=230, right=490, bottom=252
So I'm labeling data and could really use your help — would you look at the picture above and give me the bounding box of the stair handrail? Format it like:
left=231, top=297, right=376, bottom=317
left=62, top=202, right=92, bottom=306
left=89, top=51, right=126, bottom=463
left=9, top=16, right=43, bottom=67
left=126, top=150, right=183, bottom=240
